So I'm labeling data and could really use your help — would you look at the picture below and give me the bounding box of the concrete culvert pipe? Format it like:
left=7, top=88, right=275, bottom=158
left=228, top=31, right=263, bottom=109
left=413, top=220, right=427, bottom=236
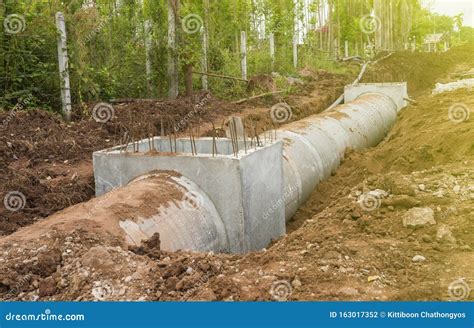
left=1, top=172, right=229, bottom=253
left=1, top=89, right=400, bottom=254
left=278, top=93, right=398, bottom=220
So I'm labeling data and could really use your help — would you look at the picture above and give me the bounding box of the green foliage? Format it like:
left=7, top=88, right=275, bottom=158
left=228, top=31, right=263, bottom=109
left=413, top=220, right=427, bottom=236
left=0, top=0, right=468, bottom=113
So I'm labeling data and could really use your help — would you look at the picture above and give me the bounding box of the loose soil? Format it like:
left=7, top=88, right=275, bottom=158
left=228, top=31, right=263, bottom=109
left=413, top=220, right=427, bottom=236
left=0, top=44, right=473, bottom=301
left=0, top=69, right=351, bottom=235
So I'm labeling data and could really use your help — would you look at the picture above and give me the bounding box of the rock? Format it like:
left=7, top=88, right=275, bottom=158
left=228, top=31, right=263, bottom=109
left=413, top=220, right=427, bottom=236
left=403, top=207, right=436, bottom=228
left=412, top=255, right=426, bottom=262
left=453, top=185, right=461, bottom=193
left=81, top=246, right=114, bottom=270
left=196, top=289, right=217, bottom=301
left=433, top=189, right=444, bottom=198
left=460, top=245, right=472, bottom=251
left=421, top=234, right=433, bottom=243
left=38, top=277, right=56, bottom=297
left=186, top=267, right=194, bottom=275
left=418, top=184, right=426, bottom=191
left=384, top=195, right=421, bottom=208
left=368, top=189, right=389, bottom=198
left=368, top=275, right=380, bottom=282
left=291, top=277, right=302, bottom=288
left=338, top=287, right=359, bottom=296
left=436, top=224, right=456, bottom=244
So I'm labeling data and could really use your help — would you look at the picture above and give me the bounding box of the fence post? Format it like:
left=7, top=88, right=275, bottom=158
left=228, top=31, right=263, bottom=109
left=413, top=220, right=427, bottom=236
left=144, top=20, right=153, bottom=95
left=167, top=0, right=179, bottom=99
left=293, top=34, right=298, bottom=68
left=240, top=31, right=247, bottom=80
left=201, top=27, right=209, bottom=91
left=55, top=12, right=72, bottom=121
left=269, top=32, right=275, bottom=70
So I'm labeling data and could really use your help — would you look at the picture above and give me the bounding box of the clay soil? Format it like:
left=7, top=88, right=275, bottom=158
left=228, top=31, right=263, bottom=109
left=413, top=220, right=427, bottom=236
left=0, top=69, right=350, bottom=235
left=0, top=44, right=473, bottom=301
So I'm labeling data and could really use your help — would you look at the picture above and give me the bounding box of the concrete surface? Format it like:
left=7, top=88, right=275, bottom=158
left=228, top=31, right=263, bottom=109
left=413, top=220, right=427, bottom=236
left=344, top=82, right=408, bottom=111
left=93, top=137, right=285, bottom=253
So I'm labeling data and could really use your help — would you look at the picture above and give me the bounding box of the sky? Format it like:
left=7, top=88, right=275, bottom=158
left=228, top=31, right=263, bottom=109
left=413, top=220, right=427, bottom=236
left=422, top=0, right=474, bottom=27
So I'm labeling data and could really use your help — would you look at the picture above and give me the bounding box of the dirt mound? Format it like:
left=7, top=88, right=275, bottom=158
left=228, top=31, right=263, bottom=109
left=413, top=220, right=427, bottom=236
left=0, top=70, right=350, bottom=236
left=364, top=43, right=474, bottom=95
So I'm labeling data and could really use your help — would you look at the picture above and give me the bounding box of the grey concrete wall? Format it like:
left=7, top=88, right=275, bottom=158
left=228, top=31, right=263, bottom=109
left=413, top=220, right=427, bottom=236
left=93, top=138, right=284, bottom=253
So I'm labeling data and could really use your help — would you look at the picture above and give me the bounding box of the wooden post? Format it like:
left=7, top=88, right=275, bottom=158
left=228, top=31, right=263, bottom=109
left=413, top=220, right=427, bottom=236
left=144, top=20, right=153, bottom=95
left=201, top=27, right=208, bottom=91
left=167, top=0, right=179, bottom=99
left=344, top=40, right=349, bottom=57
left=55, top=12, right=72, bottom=121
left=240, top=31, right=247, bottom=80
left=269, top=32, right=275, bottom=69
left=293, top=33, right=298, bottom=68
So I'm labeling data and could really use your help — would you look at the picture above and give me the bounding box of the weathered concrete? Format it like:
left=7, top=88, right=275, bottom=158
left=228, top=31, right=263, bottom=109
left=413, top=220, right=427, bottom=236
left=92, top=83, right=406, bottom=253
left=94, top=138, right=285, bottom=253
left=344, top=82, right=408, bottom=111
left=277, top=92, right=399, bottom=220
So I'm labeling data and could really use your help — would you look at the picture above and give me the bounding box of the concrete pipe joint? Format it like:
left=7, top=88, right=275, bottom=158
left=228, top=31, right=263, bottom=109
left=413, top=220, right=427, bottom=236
left=279, top=93, right=398, bottom=220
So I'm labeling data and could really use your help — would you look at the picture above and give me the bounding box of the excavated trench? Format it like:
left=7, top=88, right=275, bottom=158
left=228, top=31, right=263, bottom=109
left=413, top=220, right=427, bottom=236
left=0, top=83, right=408, bottom=254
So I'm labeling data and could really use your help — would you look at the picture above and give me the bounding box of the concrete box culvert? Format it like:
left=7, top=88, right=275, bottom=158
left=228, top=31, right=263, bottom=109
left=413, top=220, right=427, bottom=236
left=93, top=137, right=285, bottom=254
left=92, top=83, right=405, bottom=252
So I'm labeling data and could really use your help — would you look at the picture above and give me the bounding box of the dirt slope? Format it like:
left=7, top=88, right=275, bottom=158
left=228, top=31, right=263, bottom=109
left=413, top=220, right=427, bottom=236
left=0, top=45, right=473, bottom=302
